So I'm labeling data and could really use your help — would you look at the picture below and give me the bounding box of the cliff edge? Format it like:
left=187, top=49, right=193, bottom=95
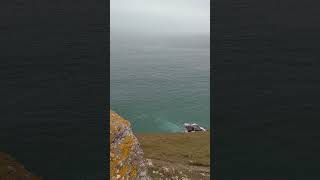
left=110, top=110, right=150, bottom=180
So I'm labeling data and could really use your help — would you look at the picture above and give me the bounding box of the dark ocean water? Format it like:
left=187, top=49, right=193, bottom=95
left=0, top=1, right=107, bottom=179
left=111, top=35, right=210, bottom=133
left=214, top=0, right=320, bottom=179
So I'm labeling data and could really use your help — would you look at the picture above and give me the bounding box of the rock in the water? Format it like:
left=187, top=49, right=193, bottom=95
left=184, top=123, right=207, bottom=133
left=110, top=110, right=150, bottom=180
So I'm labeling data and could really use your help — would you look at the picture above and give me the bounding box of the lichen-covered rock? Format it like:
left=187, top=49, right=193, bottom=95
left=0, top=152, right=41, bottom=180
left=110, top=110, right=150, bottom=180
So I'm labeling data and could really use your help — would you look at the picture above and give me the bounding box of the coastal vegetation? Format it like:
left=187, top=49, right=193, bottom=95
left=110, top=110, right=210, bottom=179
left=137, top=132, right=210, bottom=179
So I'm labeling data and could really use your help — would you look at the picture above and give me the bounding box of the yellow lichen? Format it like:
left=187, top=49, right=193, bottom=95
left=110, top=110, right=143, bottom=179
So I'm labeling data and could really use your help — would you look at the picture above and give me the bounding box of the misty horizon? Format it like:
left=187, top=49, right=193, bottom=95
left=111, top=0, right=210, bottom=37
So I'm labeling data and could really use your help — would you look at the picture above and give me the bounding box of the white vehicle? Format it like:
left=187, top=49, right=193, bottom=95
left=184, top=123, right=207, bottom=132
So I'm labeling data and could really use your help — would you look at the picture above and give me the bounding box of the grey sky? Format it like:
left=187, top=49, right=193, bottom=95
left=111, top=0, right=210, bottom=36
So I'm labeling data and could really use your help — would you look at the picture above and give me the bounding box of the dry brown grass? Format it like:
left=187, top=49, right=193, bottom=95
left=137, top=131, right=211, bottom=179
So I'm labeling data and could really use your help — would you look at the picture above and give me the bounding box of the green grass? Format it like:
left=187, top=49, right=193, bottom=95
left=137, top=131, right=210, bottom=166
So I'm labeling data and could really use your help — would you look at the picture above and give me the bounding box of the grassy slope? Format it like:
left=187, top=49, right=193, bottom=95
left=137, top=131, right=210, bottom=179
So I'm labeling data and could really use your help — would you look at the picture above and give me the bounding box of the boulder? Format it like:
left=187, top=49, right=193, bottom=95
left=184, top=123, right=207, bottom=133
left=110, top=110, right=150, bottom=180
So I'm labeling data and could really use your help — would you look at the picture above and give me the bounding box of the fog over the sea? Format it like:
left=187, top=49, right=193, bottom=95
left=111, top=0, right=209, bottom=37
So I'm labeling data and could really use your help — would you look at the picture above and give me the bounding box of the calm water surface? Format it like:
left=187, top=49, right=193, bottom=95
left=111, top=35, right=210, bottom=132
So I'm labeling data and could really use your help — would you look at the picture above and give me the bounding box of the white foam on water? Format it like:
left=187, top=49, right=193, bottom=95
left=153, top=117, right=182, bottom=132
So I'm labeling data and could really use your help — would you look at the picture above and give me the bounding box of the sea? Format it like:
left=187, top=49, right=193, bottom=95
left=3, top=0, right=320, bottom=179
left=111, top=34, right=210, bottom=133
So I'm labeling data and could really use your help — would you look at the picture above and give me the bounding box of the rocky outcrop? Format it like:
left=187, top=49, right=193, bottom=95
left=110, top=110, right=150, bottom=180
left=0, top=152, right=41, bottom=180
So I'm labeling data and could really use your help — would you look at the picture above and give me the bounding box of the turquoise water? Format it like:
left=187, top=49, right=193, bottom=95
left=111, top=35, right=210, bottom=133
